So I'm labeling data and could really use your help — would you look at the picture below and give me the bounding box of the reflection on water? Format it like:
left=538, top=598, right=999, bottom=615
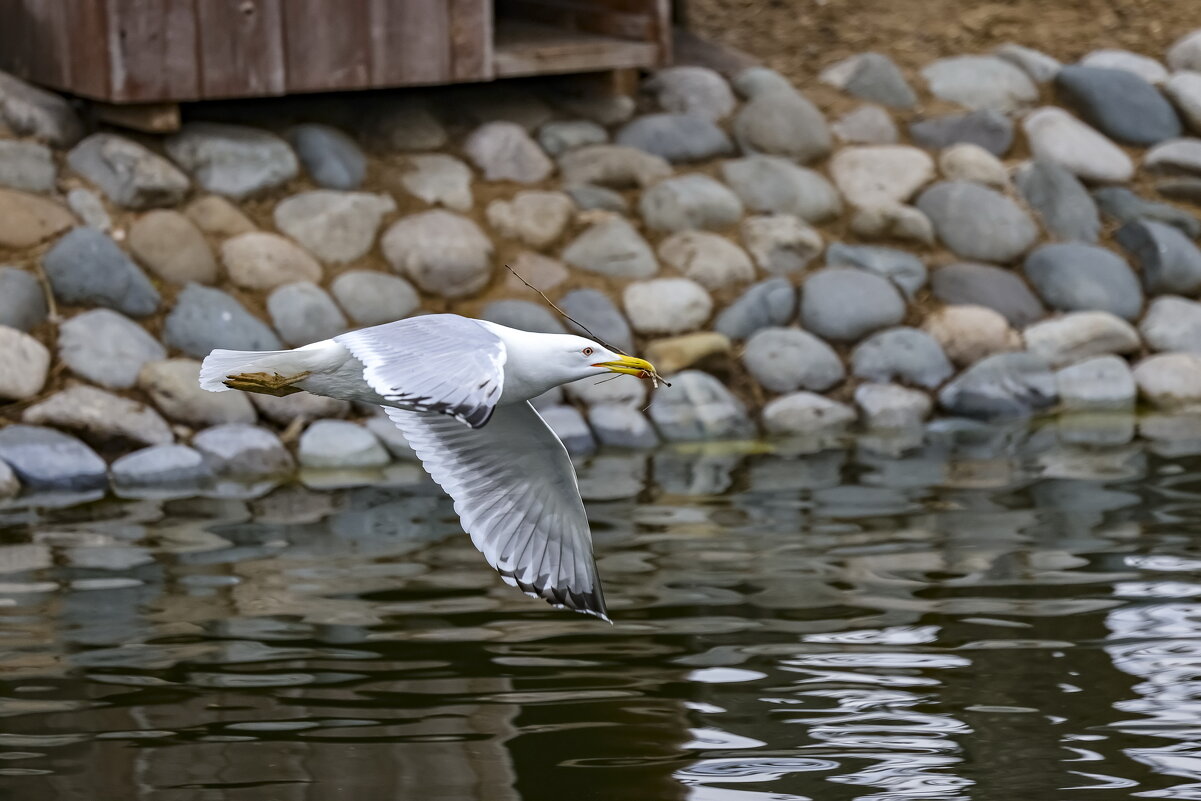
left=3, top=420, right=1201, bottom=799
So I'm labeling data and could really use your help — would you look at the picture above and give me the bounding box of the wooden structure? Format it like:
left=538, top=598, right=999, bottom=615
left=0, top=0, right=671, bottom=104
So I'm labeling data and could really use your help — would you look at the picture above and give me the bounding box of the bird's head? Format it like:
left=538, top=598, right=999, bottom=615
left=561, top=336, right=662, bottom=384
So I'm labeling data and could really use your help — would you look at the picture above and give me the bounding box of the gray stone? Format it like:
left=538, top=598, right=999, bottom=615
left=742, top=327, right=844, bottom=392
left=363, top=414, right=417, bottom=460
left=1056, top=355, right=1136, bottom=411
left=916, top=181, right=1037, bottom=262
left=193, top=424, right=294, bottom=477
left=851, top=327, right=954, bottom=389
left=832, top=104, right=899, bottom=144
left=1055, top=66, right=1181, bottom=146
left=588, top=404, right=659, bottom=449
left=1169, top=30, right=1201, bottom=72
left=298, top=420, right=389, bottom=469
left=559, top=289, right=634, bottom=352
left=164, top=284, right=283, bottom=357
left=825, top=242, right=926, bottom=298
left=381, top=210, right=493, bottom=298
left=564, top=184, right=627, bottom=213
left=658, top=231, right=754, bottom=291
left=996, top=43, right=1062, bottom=83
left=1081, top=49, right=1167, bottom=84
left=364, top=97, right=447, bottom=151
left=273, top=190, right=395, bottom=264
left=830, top=145, right=935, bottom=207
left=713, top=278, right=797, bottom=341
left=67, top=133, right=189, bottom=209
left=909, top=109, right=1014, bottom=156
left=59, top=308, right=165, bottom=389
left=42, top=228, right=160, bottom=317
left=762, top=392, right=856, bottom=435
left=537, top=120, right=608, bottom=157
left=0, top=266, right=47, bottom=331
left=565, top=372, right=647, bottom=408
left=539, top=406, right=596, bottom=456
left=820, top=52, right=916, bottom=109
left=647, top=369, right=755, bottom=441
left=849, top=203, right=935, bottom=244
left=733, top=90, right=832, bottom=163
left=922, top=305, right=1021, bottom=366
left=938, top=352, right=1057, bottom=419
left=0, top=325, right=49, bottom=400
left=562, top=217, right=657, bottom=278
left=0, top=459, right=15, bottom=498
left=464, top=122, right=552, bottom=183
left=22, top=385, right=172, bottom=447
left=1134, top=353, right=1201, bottom=409
left=732, top=67, right=796, bottom=99
left=740, top=214, right=823, bottom=274
left=640, top=174, right=743, bottom=232
left=1022, top=311, right=1141, bottom=367
left=287, top=123, right=366, bottom=190
left=111, top=445, right=213, bottom=490
left=128, top=209, right=217, bottom=285
left=615, top=113, right=733, bottom=163
left=1164, top=72, right=1201, bottom=135
left=922, top=55, right=1038, bottom=112
left=558, top=145, right=671, bottom=189
left=854, top=383, right=932, bottom=428
left=0, top=425, right=106, bottom=491
left=648, top=66, right=736, bottom=120
left=1022, top=107, right=1134, bottom=183
left=395, top=153, right=473, bottom=212
left=623, top=278, right=713, bottom=335
left=1139, top=295, right=1201, bottom=353
left=1014, top=160, right=1100, bottom=242
left=721, top=155, right=842, bottom=223
left=482, top=299, right=566, bottom=334
left=267, top=282, right=348, bottom=346
left=250, top=391, right=350, bottom=425
left=1023, top=243, right=1143, bottom=320
left=800, top=267, right=906, bottom=342
left=331, top=270, right=419, bottom=326
left=221, top=232, right=322, bottom=291
left=1116, top=219, right=1201, bottom=294
left=139, top=359, right=256, bottom=427
left=930, top=262, right=1046, bottom=327
left=0, top=71, right=83, bottom=146
left=66, top=188, right=111, bottom=231
left=486, top=190, right=573, bottom=249
left=499, top=251, right=568, bottom=296
left=0, top=140, right=55, bottom=192
left=165, top=123, right=299, bottom=199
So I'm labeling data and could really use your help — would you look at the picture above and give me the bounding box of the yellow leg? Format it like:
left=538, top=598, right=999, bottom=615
left=222, top=371, right=310, bottom=397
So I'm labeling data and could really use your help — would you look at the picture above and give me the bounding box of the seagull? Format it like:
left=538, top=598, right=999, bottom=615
left=198, top=313, right=660, bottom=621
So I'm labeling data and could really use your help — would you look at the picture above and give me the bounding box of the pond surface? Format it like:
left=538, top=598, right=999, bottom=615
left=3, top=421, right=1201, bottom=801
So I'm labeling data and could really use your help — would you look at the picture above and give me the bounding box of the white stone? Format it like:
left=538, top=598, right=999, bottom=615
left=938, top=143, right=1009, bottom=187
left=740, top=214, right=823, bottom=274
left=854, top=383, right=932, bottom=429
left=485, top=191, right=574, bottom=249
left=922, top=305, right=1020, bottom=366
left=762, top=392, right=856, bottom=435
left=922, top=55, right=1038, bottom=112
left=272, top=191, right=396, bottom=263
left=397, top=154, right=473, bottom=211
left=996, top=43, right=1062, bottom=83
left=1022, top=311, right=1140, bottom=367
left=1168, top=30, right=1201, bottom=72
left=829, top=145, right=935, bottom=207
left=1164, top=72, right=1201, bottom=134
left=849, top=203, right=935, bottom=244
left=1081, top=49, right=1168, bottom=84
left=623, top=278, right=713, bottom=335
left=1056, top=355, right=1136, bottom=411
left=1144, top=138, right=1201, bottom=175
left=1022, top=107, right=1134, bottom=183
left=657, top=231, right=755, bottom=290
left=1134, top=353, right=1201, bottom=409
left=0, top=325, right=49, bottom=400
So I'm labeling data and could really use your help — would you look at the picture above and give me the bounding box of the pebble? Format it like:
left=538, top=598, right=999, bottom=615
left=623, top=278, right=713, bottom=335
left=504, top=251, right=569, bottom=294
left=0, top=188, right=75, bottom=249
left=732, top=67, right=796, bottom=99
left=193, top=423, right=295, bottom=477
left=565, top=371, right=646, bottom=407
left=164, top=284, right=283, bottom=357
left=0, top=140, right=55, bottom=193
left=615, top=113, right=733, bottom=163
left=1014, top=160, right=1100, bottom=242
left=363, top=97, right=447, bottom=151
left=287, top=123, right=366, bottom=190
left=938, top=353, right=1057, bottom=419
left=0, top=71, right=83, bottom=146
left=1022, top=311, right=1140, bottom=367
left=800, top=267, right=906, bottom=342
left=733, top=89, right=832, bottom=163
left=713, top=278, right=797, bottom=341
left=363, top=414, right=417, bottom=460
left=59, top=308, right=166, bottom=389
left=221, top=232, right=322, bottom=290
left=298, top=421, right=390, bottom=469
left=929, top=262, right=1046, bottom=327
left=250, top=392, right=350, bottom=425
left=647, top=369, right=754, bottom=441
left=648, top=66, right=736, bottom=120
left=128, top=210, right=217, bottom=284
left=273, top=191, right=396, bottom=264
left=741, top=214, right=823, bottom=274
left=644, top=332, right=730, bottom=374
left=0, top=325, right=49, bottom=400
left=1153, top=177, right=1201, bottom=204
left=66, top=188, right=111, bottom=231
left=538, top=406, right=596, bottom=456
left=464, top=121, right=553, bottom=183
left=1116, top=218, right=1201, bottom=294
left=849, top=203, right=935, bottom=244
left=762, top=392, right=856, bottom=435
left=331, top=271, right=420, bottom=326
left=916, top=181, right=1037, bottom=262
left=1022, top=243, right=1143, bottom=320
left=267, top=282, right=348, bottom=346
left=938, top=143, right=1008, bottom=187
left=185, top=195, right=256, bottom=237
left=1055, top=66, right=1181, bottom=145
left=1133, top=353, right=1201, bottom=409
left=139, top=359, right=256, bottom=427
left=381, top=210, right=493, bottom=298
left=825, top=243, right=926, bottom=298
left=720, top=155, right=842, bottom=223
left=1139, top=296, right=1201, bottom=353
left=67, top=133, right=189, bottom=209
left=829, top=145, right=935, bottom=207
left=537, top=120, right=608, bottom=157
left=922, top=55, right=1038, bottom=111
left=742, top=327, right=845, bottom=392
left=22, top=385, right=173, bottom=447
left=1056, top=355, right=1136, bottom=411
left=558, top=145, right=672, bottom=188
left=855, top=383, right=932, bottom=428
left=565, top=183, right=627, bottom=213
left=922, top=305, right=1020, bottom=366
left=1165, top=72, right=1201, bottom=134
left=42, top=228, right=160, bottom=317
left=482, top=299, right=567, bottom=334
left=559, top=289, right=634, bottom=352
left=111, top=445, right=213, bottom=491
left=1080, top=49, right=1168, bottom=84
left=0, top=425, right=107, bottom=491
left=0, top=266, right=47, bottom=331
left=832, top=105, right=899, bottom=144
left=562, top=217, right=657, bottom=278
left=658, top=231, right=755, bottom=290
left=640, top=174, right=743, bottom=232
left=165, top=122, right=299, bottom=199
left=1169, top=30, right=1201, bottom=71
left=909, top=109, right=1014, bottom=156
left=851, top=327, right=954, bottom=388
left=996, top=43, right=1062, bottom=83
left=486, top=191, right=573, bottom=249
left=1092, top=186, right=1201, bottom=238
left=588, top=405, right=659, bottom=449
left=819, top=52, right=916, bottom=109
left=1144, top=138, right=1201, bottom=175
left=1022, top=107, right=1134, bottom=183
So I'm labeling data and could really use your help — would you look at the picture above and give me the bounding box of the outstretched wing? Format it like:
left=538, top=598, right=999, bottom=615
left=386, top=401, right=608, bottom=621
left=335, top=314, right=506, bottom=428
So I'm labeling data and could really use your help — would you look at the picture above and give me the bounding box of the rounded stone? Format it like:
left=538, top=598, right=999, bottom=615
left=1022, top=243, right=1143, bottom=320
left=562, top=217, right=657, bottom=279
left=615, top=113, right=733, bottom=163
left=658, top=231, right=754, bottom=290
left=640, top=174, right=743, bottom=232
left=43, top=227, right=161, bottom=317
left=997, top=43, right=1062, bottom=83
left=59, top=308, right=166, bottom=389
left=800, top=267, right=906, bottom=343
left=740, top=214, right=823, bottom=274
left=463, top=121, right=552, bottom=183
left=564, top=183, right=627, bottom=212
left=557, top=145, right=672, bottom=189
left=1093, top=186, right=1201, bottom=239
left=1134, top=353, right=1201, bottom=409
left=644, top=332, right=730, bottom=374
left=1021, top=107, right=1134, bottom=183
left=921, top=55, right=1038, bottom=112
left=163, top=284, right=283, bottom=357
left=66, top=187, right=111, bottom=232
left=916, top=181, right=1037, bottom=262
left=851, top=327, right=954, bottom=389
left=648, top=66, right=736, bottom=120
left=820, top=52, right=916, bottom=109
left=938, top=352, right=1057, bottom=419
left=1014, top=160, right=1100, bottom=243
left=1022, top=311, right=1141, bottom=368
left=930, top=262, right=1046, bottom=327
left=381, top=210, right=493, bottom=298
left=720, top=155, right=842, bottom=223
left=938, top=143, right=1008, bottom=187
left=0, top=139, right=56, bottom=193
left=1055, top=65, right=1181, bottom=146
left=221, top=232, right=322, bottom=291
left=128, top=209, right=217, bottom=284
left=22, top=385, right=172, bottom=448
left=559, top=289, right=634, bottom=352
left=273, top=191, right=396, bottom=264
left=1115, top=219, right=1201, bottom=295
left=485, top=191, right=573, bottom=249
left=742, top=327, right=845, bottom=393
left=825, top=242, right=927, bottom=298
left=66, top=132, right=189, bottom=209
left=733, top=90, right=832, bottom=163
left=0, top=188, right=74, bottom=249
left=112, top=445, right=213, bottom=490
left=922, top=305, right=1020, bottom=366
left=0, top=425, right=107, bottom=491
left=832, top=104, right=899, bottom=145
left=1165, top=72, right=1201, bottom=134
left=193, top=423, right=295, bottom=477
left=0, top=325, right=49, bottom=400
left=849, top=203, right=935, bottom=244
left=1139, top=295, right=1201, bottom=353
left=909, top=109, right=1015, bottom=156
left=165, top=122, right=299, bottom=199
left=588, top=404, right=659, bottom=449
left=647, top=369, right=754, bottom=441
left=139, top=359, right=256, bottom=427
left=1081, top=49, right=1167, bottom=83
left=854, top=383, right=932, bottom=429
left=287, top=123, right=366, bottom=190
left=537, top=120, right=608, bottom=157
left=1056, top=355, right=1136, bottom=411
left=482, top=299, right=566, bottom=334
left=185, top=195, right=256, bottom=237
left=1169, top=29, right=1201, bottom=72
left=762, top=392, right=856, bottom=435
left=267, top=282, right=348, bottom=346
left=331, top=270, right=420, bottom=326
left=394, top=154, right=473, bottom=212
left=829, top=145, right=935, bottom=207
left=623, top=278, right=713, bottom=335
left=0, top=266, right=48, bottom=332
left=299, top=420, right=390, bottom=469
left=713, top=278, right=797, bottom=341
left=539, top=406, right=596, bottom=456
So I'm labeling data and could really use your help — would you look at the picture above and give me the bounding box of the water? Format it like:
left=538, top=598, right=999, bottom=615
left=3, top=420, right=1201, bottom=800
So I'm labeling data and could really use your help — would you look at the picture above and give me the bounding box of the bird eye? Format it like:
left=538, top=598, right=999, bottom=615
left=582, top=347, right=594, bottom=356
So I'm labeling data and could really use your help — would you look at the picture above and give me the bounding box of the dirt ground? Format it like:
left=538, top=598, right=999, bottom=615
left=687, top=0, right=1201, bottom=81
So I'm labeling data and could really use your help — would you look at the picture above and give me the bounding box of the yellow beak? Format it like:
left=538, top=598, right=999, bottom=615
left=593, top=354, right=656, bottom=377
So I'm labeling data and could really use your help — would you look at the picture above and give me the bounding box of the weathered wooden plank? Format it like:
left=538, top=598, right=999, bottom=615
left=449, top=0, right=492, bottom=82
left=493, top=20, right=660, bottom=78
left=62, top=0, right=112, bottom=98
left=282, top=0, right=371, bottom=92
left=369, top=0, right=451, bottom=86
left=0, top=0, right=34, bottom=83
left=496, top=0, right=656, bottom=40
left=106, top=0, right=199, bottom=102
left=92, top=101, right=181, bottom=132
left=651, top=0, right=673, bottom=66
left=196, top=0, right=285, bottom=99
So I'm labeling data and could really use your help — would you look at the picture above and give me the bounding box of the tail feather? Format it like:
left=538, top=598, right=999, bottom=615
left=199, top=349, right=294, bottom=392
